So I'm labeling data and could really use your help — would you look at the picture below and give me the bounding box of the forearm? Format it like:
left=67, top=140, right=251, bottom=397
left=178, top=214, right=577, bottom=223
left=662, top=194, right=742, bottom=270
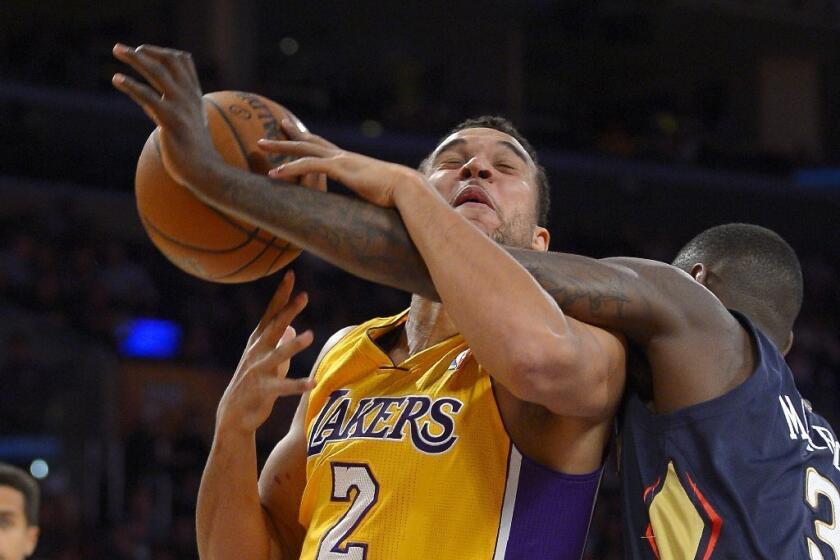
left=394, top=181, right=573, bottom=388
left=188, top=162, right=437, bottom=298
left=506, top=250, right=658, bottom=341
left=196, top=430, right=275, bottom=560
left=187, top=162, right=657, bottom=341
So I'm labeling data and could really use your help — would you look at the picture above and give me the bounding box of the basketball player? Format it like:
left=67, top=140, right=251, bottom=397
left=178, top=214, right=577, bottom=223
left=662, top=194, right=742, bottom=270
left=263, top=144, right=840, bottom=557
left=112, top=44, right=627, bottom=559
left=112, top=43, right=838, bottom=559
left=0, top=463, right=40, bottom=560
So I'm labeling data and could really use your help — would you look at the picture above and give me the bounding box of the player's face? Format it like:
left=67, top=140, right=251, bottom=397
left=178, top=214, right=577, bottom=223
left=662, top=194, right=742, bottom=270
left=425, top=128, right=548, bottom=249
left=0, top=486, right=38, bottom=560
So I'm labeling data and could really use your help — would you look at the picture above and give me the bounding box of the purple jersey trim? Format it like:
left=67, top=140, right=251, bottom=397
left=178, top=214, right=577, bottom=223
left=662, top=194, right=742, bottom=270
left=501, top=449, right=602, bottom=560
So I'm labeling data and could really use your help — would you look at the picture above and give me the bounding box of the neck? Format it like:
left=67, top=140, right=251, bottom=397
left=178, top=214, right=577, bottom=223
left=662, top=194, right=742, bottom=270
left=404, top=294, right=458, bottom=355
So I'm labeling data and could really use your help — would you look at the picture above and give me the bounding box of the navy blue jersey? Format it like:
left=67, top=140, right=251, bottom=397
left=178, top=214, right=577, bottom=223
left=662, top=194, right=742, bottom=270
left=621, top=312, right=840, bottom=559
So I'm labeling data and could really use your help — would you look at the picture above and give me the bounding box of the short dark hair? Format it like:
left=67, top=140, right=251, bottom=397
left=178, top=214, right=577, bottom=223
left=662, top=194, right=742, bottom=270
left=423, top=116, right=551, bottom=226
left=672, top=223, right=803, bottom=346
left=0, top=463, right=40, bottom=526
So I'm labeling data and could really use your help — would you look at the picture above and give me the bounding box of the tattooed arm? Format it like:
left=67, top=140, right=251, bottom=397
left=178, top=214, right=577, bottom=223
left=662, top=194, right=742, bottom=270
left=202, top=164, right=438, bottom=298
left=211, top=164, right=740, bottom=412
left=112, top=42, right=747, bottom=413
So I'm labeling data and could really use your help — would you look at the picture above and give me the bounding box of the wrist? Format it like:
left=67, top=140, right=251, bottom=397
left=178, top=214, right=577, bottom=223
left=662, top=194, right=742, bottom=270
left=393, top=171, right=435, bottom=210
left=180, top=150, right=228, bottom=199
left=214, top=408, right=259, bottom=441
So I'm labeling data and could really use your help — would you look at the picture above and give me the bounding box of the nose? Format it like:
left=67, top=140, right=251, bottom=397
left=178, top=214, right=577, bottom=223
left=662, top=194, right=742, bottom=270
left=459, top=156, right=492, bottom=181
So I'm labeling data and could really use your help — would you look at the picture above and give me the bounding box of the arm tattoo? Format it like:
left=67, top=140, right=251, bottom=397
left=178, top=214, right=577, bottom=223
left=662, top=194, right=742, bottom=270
left=215, top=172, right=438, bottom=298
left=503, top=248, right=655, bottom=337
left=211, top=170, right=653, bottom=336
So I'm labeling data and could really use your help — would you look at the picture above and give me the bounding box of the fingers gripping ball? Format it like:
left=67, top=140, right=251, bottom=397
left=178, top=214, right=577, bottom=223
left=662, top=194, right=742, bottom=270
left=135, top=91, right=321, bottom=283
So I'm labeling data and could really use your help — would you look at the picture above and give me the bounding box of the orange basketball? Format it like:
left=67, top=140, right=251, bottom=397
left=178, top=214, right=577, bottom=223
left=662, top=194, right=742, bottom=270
left=135, top=91, right=320, bottom=283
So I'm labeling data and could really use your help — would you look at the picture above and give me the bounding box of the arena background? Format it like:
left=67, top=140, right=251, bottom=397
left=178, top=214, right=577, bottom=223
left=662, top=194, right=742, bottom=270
left=1, top=1, right=839, bottom=558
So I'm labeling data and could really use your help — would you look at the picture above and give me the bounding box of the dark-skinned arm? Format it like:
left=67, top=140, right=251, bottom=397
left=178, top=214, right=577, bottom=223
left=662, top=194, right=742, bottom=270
left=111, top=42, right=746, bottom=413
left=200, top=163, right=671, bottom=343
left=108, top=41, right=663, bottom=338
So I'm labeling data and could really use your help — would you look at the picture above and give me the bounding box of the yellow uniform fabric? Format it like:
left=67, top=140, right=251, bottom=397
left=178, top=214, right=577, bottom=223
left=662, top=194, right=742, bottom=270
left=299, top=310, right=512, bottom=560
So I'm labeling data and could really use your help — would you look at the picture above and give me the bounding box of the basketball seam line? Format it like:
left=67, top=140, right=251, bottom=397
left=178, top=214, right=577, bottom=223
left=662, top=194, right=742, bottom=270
left=262, top=239, right=296, bottom=278
left=214, top=234, right=278, bottom=280
left=140, top=213, right=269, bottom=254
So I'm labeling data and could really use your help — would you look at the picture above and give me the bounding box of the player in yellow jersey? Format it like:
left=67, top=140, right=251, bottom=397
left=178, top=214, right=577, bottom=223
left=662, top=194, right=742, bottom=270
left=113, top=44, right=627, bottom=559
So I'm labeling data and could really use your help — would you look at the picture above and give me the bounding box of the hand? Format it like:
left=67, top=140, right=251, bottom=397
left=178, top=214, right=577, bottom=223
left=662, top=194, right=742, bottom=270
left=216, top=271, right=315, bottom=436
left=260, top=136, right=425, bottom=208
left=259, top=119, right=335, bottom=192
left=111, top=43, right=224, bottom=188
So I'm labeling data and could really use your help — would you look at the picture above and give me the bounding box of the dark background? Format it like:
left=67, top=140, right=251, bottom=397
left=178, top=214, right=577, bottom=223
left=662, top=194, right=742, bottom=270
left=1, top=1, right=838, bottom=558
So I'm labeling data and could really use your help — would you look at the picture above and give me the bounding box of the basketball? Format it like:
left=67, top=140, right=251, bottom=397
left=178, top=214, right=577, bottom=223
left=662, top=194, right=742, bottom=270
left=134, top=91, right=319, bottom=283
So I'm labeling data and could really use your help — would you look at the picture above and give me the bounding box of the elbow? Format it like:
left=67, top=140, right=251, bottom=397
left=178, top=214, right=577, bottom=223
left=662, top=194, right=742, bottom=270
left=505, top=345, right=613, bottom=418
left=500, top=341, right=575, bottom=399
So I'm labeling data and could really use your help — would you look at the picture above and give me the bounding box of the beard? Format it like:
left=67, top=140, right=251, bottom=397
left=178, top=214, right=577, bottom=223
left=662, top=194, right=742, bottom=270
left=489, top=211, right=535, bottom=248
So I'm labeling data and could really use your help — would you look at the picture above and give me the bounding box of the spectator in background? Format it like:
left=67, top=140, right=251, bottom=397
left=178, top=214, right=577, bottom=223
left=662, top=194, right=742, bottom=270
left=0, top=463, right=40, bottom=560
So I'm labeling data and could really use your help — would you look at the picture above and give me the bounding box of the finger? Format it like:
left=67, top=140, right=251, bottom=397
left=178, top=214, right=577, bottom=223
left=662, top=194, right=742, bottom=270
left=280, top=119, right=339, bottom=149
left=112, top=74, right=168, bottom=125
left=298, top=171, right=327, bottom=191
left=274, top=376, right=316, bottom=396
left=252, top=329, right=315, bottom=383
left=255, top=292, right=309, bottom=353
left=268, top=157, right=338, bottom=180
left=258, top=139, right=336, bottom=158
left=134, top=44, right=200, bottom=88
left=277, top=326, right=296, bottom=347
left=279, top=117, right=309, bottom=139
left=252, top=270, right=295, bottom=338
left=263, top=330, right=315, bottom=373
left=112, top=44, right=178, bottom=96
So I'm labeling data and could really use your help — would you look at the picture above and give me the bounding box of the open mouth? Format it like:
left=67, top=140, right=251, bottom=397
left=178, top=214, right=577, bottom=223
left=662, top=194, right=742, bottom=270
left=452, top=185, right=495, bottom=210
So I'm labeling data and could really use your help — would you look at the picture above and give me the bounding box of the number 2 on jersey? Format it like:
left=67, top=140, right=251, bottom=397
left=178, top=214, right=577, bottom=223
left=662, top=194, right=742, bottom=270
left=806, top=467, right=840, bottom=560
left=317, top=463, right=379, bottom=560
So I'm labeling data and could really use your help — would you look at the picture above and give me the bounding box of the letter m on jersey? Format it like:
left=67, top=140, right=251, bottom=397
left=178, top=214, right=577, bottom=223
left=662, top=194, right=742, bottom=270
left=779, top=394, right=811, bottom=443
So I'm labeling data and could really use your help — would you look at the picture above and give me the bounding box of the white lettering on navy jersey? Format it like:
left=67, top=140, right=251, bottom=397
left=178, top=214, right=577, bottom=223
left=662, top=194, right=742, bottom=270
left=779, top=394, right=840, bottom=472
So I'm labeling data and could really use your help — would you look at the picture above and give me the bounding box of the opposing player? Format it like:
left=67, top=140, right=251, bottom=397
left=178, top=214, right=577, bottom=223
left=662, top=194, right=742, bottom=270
left=0, top=463, right=40, bottom=560
left=112, top=44, right=627, bottom=559
left=112, top=42, right=838, bottom=559
left=267, top=136, right=839, bottom=557
left=265, top=149, right=839, bottom=556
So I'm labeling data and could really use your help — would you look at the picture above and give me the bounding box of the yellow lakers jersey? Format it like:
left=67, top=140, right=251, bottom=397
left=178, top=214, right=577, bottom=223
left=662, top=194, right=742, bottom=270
left=299, top=310, right=601, bottom=560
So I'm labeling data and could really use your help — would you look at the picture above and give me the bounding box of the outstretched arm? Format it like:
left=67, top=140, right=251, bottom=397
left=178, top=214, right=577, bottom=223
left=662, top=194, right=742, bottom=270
left=112, top=44, right=744, bottom=413
left=108, top=42, right=651, bottom=330
left=196, top=272, right=314, bottom=560
left=111, top=43, right=436, bottom=298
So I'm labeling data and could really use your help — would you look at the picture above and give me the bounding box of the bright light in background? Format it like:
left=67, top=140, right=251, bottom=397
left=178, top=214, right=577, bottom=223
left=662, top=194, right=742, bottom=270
left=279, top=37, right=299, bottom=56
left=115, top=318, right=183, bottom=359
left=30, top=459, right=49, bottom=479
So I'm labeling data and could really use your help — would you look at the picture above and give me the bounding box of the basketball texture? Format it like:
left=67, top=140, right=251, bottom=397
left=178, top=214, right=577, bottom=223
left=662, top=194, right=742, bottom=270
left=135, top=91, right=319, bottom=283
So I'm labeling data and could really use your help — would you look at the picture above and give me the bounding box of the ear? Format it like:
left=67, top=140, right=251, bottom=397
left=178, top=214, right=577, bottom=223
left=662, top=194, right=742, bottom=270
left=690, top=263, right=707, bottom=285
left=25, top=526, right=39, bottom=556
left=782, top=331, right=794, bottom=356
left=531, top=226, right=550, bottom=251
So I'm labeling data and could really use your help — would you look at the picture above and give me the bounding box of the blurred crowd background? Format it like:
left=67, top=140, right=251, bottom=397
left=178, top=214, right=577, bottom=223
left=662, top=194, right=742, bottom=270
left=2, top=1, right=839, bottom=558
